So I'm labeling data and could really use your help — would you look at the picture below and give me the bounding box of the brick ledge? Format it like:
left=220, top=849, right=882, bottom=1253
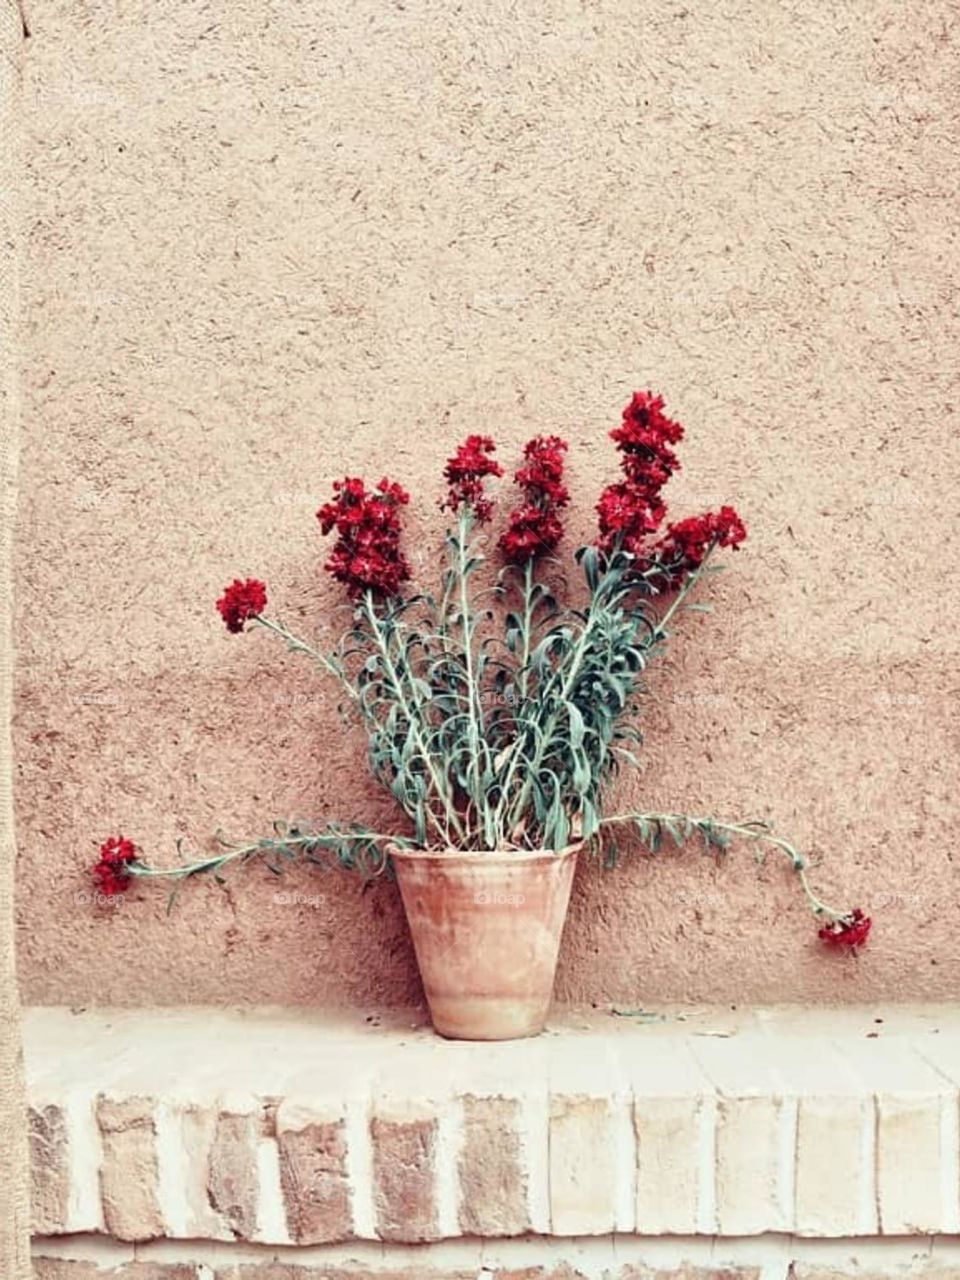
left=30, top=1232, right=960, bottom=1280
left=24, top=1004, right=960, bottom=1245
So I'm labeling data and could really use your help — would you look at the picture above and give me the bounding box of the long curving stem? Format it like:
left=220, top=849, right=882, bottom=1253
left=600, top=811, right=850, bottom=921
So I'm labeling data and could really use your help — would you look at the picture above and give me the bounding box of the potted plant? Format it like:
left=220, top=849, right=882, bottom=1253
left=91, top=392, right=871, bottom=1040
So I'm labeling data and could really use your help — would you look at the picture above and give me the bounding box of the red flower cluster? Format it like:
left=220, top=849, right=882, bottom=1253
left=318, top=476, right=411, bottom=597
left=500, top=435, right=569, bottom=565
left=443, top=435, right=504, bottom=522
left=818, top=908, right=872, bottom=949
left=655, top=506, right=747, bottom=577
left=217, top=578, right=268, bottom=633
left=597, top=392, right=747, bottom=582
left=596, top=481, right=666, bottom=556
left=91, top=835, right=139, bottom=896
left=611, top=391, right=684, bottom=488
left=597, top=391, right=682, bottom=556
left=514, top=435, right=569, bottom=506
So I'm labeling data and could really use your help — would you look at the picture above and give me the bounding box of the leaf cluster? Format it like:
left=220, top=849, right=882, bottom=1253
left=313, top=514, right=716, bottom=852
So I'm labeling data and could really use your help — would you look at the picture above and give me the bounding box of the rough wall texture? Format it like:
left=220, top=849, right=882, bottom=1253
left=14, top=0, right=960, bottom=1006
left=1, top=1, right=34, bottom=1276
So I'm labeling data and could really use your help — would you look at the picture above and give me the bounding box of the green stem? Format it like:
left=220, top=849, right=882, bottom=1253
left=499, top=539, right=683, bottom=836
left=491, top=558, right=536, bottom=844
left=496, top=546, right=714, bottom=843
left=362, top=591, right=464, bottom=845
left=455, top=510, right=490, bottom=832
left=501, top=602, right=602, bottom=840
left=126, top=830, right=402, bottom=882
left=647, top=555, right=710, bottom=640
left=252, top=615, right=358, bottom=700
left=600, top=812, right=850, bottom=921
left=516, top=557, right=536, bottom=704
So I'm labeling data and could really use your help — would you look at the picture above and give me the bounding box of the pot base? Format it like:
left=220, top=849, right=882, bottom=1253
left=429, top=994, right=551, bottom=1041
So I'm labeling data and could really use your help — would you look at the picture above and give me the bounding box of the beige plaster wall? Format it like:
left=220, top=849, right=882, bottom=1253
left=14, top=0, right=960, bottom=1007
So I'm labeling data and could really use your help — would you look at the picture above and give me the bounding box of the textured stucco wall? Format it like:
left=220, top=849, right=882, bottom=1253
left=2, top=3, right=34, bottom=1276
left=14, top=0, right=960, bottom=1007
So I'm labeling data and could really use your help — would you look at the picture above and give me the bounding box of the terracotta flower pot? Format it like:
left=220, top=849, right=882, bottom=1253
left=390, top=844, right=580, bottom=1041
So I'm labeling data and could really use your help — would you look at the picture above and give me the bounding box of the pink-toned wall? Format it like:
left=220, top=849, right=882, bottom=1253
left=14, top=0, right=959, bottom=1007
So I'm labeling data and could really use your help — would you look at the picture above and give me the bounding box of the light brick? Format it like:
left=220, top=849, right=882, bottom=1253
left=493, top=1270, right=590, bottom=1280
left=549, top=1094, right=616, bottom=1234
left=276, top=1099, right=352, bottom=1244
left=877, top=1092, right=946, bottom=1233
left=618, top=1269, right=761, bottom=1280
left=97, top=1095, right=164, bottom=1241
left=176, top=1102, right=235, bottom=1239
left=208, top=1105, right=261, bottom=1240
left=371, top=1103, right=439, bottom=1241
left=791, top=1269, right=960, bottom=1280
left=634, top=1094, right=702, bottom=1233
left=215, top=1268, right=478, bottom=1280
left=458, top=1094, right=529, bottom=1236
left=29, top=1102, right=69, bottom=1233
left=715, top=1095, right=786, bottom=1235
left=795, top=1094, right=872, bottom=1236
left=35, top=1261, right=196, bottom=1279
left=495, top=1269, right=590, bottom=1280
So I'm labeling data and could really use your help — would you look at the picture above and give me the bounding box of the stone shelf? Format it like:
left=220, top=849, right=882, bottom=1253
left=25, top=1004, right=960, bottom=1253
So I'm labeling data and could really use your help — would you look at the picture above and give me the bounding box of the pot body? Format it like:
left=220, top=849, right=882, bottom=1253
left=391, top=845, right=579, bottom=1041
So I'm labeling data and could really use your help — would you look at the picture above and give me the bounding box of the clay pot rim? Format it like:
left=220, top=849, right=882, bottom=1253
left=387, top=841, right=582, bottom=865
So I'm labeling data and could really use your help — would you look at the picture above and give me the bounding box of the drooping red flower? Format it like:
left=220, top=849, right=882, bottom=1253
left=91, top=835, right=139, bottom=896
left=499, top=435, right=569, bottom=565
left=654, top=506, right=747, bottom=580
left=317, top=476, right=411, bottom=597
left=443, top=435, right=504, bottom=522
left=216, top=578, right=268, bottom=633
left=818, top=908, right=872, bottom=949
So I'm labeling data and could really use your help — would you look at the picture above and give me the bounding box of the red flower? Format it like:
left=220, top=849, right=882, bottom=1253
left=818, top=908, right=872, bottom=949
left=443, top=435, right=504, bottom=522
left=513, top=435, right=569, bottom=508
left=91, top=835, right=139, bottom=896
left=500, top=505, right=565, bottom=565
left=596, top=391, right=684, bottom=558
left=596, top=481, right=667, bottom=557
left=499, top=436, right=569, bottom=565
left=611, top=391, right=684, bottom=492
left=597, top=393, right=746, bottom=586
left=317, top=476, right=411, bottom=597
left=654, top=506, right=747, bottom=581
left=216, top=578, right=268, bottom=633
